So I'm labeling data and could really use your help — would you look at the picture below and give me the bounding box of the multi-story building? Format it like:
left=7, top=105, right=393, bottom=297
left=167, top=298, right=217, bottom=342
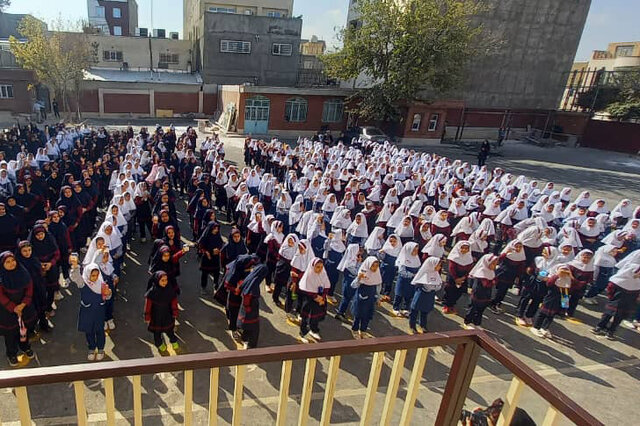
left=300, top=36, right=325, bottom=56
left=87, top=0, right=138, bottom=37
left=183, top=0, right=301, bottom=86
left=344, top=0, right=591, bottom=111
left=587, top=41, right=640, bottom=71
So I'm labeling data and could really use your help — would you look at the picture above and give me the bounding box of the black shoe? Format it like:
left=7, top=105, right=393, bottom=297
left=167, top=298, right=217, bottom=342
left=606, top=332, right=615, bottom=340
left=8, top=356, right=19, bottom=367
left=488, top=305, right=500, bottom=314
left=591, top=327, right=605, bottom=335
left=24, top=349, right=35, bottom=359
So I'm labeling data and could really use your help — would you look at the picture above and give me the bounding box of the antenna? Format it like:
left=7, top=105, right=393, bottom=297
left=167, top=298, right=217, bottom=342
left=150, top=0, right=154, bottom=34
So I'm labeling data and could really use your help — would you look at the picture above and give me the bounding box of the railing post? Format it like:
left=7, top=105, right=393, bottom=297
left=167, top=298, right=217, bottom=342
left=132, top=375, right=143, bottom=426
left=434, top=342, right=481, bottom=426
left=298, top=357, right=318, bottom=426
left=232, top=365, right=246, bottom=426
left=103, top=377, right=116, bottom=426
left=380, top=349, right=407, bottom=426
left=360, top=351, right=385, bottom=426
left=320, top=355, right=341, bottom=426
left=184, top=370, right=194, bottom=426
left=496, top=377, right=525, bottom=426
left=542, top=406, right=561, bottom=426
left=15, top=386, right=32, bottom=426
left=73, top=381, right=87, bottom=426
left=208, top=367, right=220, bottom=426
left=276, top=360, right=293, bottom=426
left=399, top=347, right=430, bottom=426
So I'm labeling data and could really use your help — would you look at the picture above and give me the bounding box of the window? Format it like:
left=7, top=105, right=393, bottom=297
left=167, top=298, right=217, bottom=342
left=209, top=6, right=236, bottom=13
left=272, top=43, right=292, bottom=56
left=159, top=53, right=179, bottom=64
left=95, top=6, right=105, bottom=18
left=113, top=26, right=122, bottom=36
left=615, top=45, right=634, bottom=57
left=411, top=113, right=421, bottom=131
left=285, top=98, right=307, bottom=122
left=103, top=50, right=123, bottom=61
left=267, top=11, right=283, bottom=18
left=0, top=85, right=14, bottom=99
left=220, top=40, right=251, bottom=54
left=245, top=96, right=270, bottom=121
left=322, top=99, right=344, bottom=123
left=113, top=7, right=121, bottom=18
left=428, top=113, right=439, bottom=131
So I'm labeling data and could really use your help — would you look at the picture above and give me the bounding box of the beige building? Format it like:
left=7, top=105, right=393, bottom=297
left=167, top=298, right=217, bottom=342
left=300, top=35, right=326, bottom=56
left=588, top=41, right=640, bottom=71
left=87, top=34, right=192, bottom=72
left=183, top=0, right=294, bottom=43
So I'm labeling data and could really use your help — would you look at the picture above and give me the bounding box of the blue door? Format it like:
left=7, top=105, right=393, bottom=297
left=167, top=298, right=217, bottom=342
left=244, top=96, right=270, bottom=136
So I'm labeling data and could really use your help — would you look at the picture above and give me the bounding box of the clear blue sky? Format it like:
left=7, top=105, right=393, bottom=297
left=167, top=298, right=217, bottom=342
left=6, top=0, right=640, bottom=59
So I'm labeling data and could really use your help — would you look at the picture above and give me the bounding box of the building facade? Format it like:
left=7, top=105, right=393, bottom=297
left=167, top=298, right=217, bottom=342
left=197, top=12, right=302, bottom=86
left=344, top=0, right=591, bottom=111
left=87, top=0, right=138, bottom=36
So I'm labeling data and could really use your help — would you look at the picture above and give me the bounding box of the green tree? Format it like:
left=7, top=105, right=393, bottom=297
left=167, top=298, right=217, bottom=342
left=606, top=70, right=640, bottom=120
left=322, top=0, right=490, bottom=123
left=0, top=0, right=11, bottom=12
left=9, top=16, right=95, bottom=121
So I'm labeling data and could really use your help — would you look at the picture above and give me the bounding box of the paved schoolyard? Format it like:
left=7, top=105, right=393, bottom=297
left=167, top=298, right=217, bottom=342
left=0, top=128, right=638, bottom=425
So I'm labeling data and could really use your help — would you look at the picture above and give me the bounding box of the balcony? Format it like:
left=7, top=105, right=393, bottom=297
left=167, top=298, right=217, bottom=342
left=0, top=330, right=601, bottom=425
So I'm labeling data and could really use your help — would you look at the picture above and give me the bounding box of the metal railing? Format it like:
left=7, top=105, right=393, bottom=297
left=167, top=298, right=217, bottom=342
left=0, top=330, right=602, bottom=426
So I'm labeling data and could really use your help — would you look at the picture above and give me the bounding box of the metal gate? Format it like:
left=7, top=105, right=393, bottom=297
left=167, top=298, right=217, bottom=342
left=244, top=96, right=270, bottom=135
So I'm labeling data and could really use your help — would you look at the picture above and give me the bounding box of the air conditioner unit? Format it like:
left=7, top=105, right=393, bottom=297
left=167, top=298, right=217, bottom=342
left=153, top=29, right=166, bottom=38
left=136, top=27, right=148, bottom=37
left=169, top=32, right=179, bottom=40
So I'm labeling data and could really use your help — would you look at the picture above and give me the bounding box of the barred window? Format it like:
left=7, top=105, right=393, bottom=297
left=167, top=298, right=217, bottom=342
left=272, top=43, right=292, bottom=56
left=221, top=40, right=251, bottom=54
left=285, top=98, right=307, bottom=122
left=322, top=99, right=344, bottom=123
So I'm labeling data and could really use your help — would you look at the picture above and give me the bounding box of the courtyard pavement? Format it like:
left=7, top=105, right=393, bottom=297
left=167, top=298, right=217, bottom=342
left=0, top=125, right=638, bottom=425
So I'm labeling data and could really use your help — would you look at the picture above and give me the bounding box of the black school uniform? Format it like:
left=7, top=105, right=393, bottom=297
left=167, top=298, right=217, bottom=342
left=237, top=265, right=269, bottom=348
left=596, top=282, right=640, bottom=334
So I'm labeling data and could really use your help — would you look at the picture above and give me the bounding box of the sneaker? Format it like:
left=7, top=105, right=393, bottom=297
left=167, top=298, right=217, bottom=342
left=242, top=342, right=249, bottom=350
left=489, top=305, right=500, bottom=314
left=309, top=331, right=321, bottom=341
left=104, top=322, right=108, bottom=331
left=530, top=328, right=545, bottom=337
left=8, top=356, right=19, bottom=367
left=525, top=317, right=534, bottom=326
left=158, top=343, right=168, bottom=352
left=96, top=351, right=105, bottom=361
left=516, top=318, right=528, bottom=327
left=392, top=310, right=404, bottom=318
left=326, top=296, right=338, bottom=306
left=418, top=327, right=427, bottom=334
left=24, top=349, right=35, bottom=360
left=409, top=328, right=418, bottom=335
left=141, top=237, right=147, bottom=243
left=463, top=323, right=475, bottom=330
left=542, top=329, right=553, bottom=338
left=622, top=320, right=636, bottom=330
left=591, top=327, right=605, bottom=335
left=87, top=351, right=96, bottom=361
left=107, top=319, right=116, bottom=330
left=299, top=334, right=310, bottom=344
left=172, top=342, right=180, bottom=350
left=51, top=301, right=58, bottom=310
left=401, top=310, right=410, bottom=317
left=583, top=297, right=598, bottom=306
left=352, top=330, right=361, bottom=339
left=231, top=330, right=242, bottom=341
left=606, top=332, right=615, bottom=340
left=47, top=319, right=55, bottom=329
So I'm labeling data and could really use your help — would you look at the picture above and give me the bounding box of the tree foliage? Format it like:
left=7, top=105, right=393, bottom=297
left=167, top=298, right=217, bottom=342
left=0, top=0, right=11, bottom=12
left=321, top=0, right=490, bottom=123
left=9, top=16, right=95, bottom=120
left=577, top=69, right=640, bottom=120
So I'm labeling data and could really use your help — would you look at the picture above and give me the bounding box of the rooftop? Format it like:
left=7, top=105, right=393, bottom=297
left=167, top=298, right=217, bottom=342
left=83, top=69, right=203, bottom=85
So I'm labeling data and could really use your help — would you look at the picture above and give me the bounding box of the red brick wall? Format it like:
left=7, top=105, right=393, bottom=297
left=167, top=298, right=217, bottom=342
left=237, top=92, right=348, bottom=132
left=104, top=93, right=149, bottom=114
left=0, top=69, right=34, bottom=114
left=401, top=106, right=447, bottom=138
left=203, top=93, right=217, bottom=115
left=155, top=92, right=198, bottom=113
left=581, top=120, right=640, bottom=154
left=71, top=90, right=100, bottom=113
left=99, top=0, right=131, bottom=36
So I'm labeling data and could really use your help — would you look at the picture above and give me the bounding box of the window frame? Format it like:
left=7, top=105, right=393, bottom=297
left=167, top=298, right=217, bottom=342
left=103, top=50, right=124, bottom=61
left=220, top=40, right=251, bottom=54
left=95, top=6, right=105, bottom=18
left=209, top=6, right=237, bottom=14
left=411, top=113, right=422, bottom=131
left=113, top=7, right=121, bottom=18
left=0, top=84, right=14, bottom=99
left=113, top=26, right=122, bottom=36
left=159, top=53, right=179, bottom=64
left=428, top=113, right=439, bottom=132
left=267, top=11, right=283, bottom=18
left=284, top=97, right=308, bottom=123
left=272, top=43, right=293, bottom=56
left=322, top=99, right=344, bottom=123
left=615, top=45, right=634, bottom=57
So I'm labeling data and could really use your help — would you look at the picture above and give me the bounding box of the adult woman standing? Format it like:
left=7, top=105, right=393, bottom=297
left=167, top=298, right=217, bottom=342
left=0, top=251, right=36, bottom=366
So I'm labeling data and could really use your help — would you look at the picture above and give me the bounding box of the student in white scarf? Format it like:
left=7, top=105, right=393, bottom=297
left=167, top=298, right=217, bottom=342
left=297, top=258, right=330, bottom=343
left=77, top=264, right=111, bottom=361
left=592, top=264, right=640, bottom=339
left=409, top=257, right=442, bottom=333
left=583, top=244, right=619, bottom=304
left=351, top=256, right=382, bottom=338
left=392, top=242, right=421, bottom=317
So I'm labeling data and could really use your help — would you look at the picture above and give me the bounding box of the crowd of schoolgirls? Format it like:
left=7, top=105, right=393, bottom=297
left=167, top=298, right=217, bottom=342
left=0, top=122, right=204, bottom=365
left=2, top=123, right=640, bottom=366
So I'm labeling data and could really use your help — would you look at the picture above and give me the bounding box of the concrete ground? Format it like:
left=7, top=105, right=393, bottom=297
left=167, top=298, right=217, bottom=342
left=0, top=124, right=639, bottom=425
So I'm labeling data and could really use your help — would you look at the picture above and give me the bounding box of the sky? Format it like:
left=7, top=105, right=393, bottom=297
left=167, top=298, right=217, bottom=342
left=6, top=0, right=640, bottom=60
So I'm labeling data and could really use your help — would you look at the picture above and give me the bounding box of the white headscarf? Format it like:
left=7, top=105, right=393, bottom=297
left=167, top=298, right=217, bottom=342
left=593, top=244, right=617, bottom=268
left=364, top=227, right=386, bottom=251
left=338, top=243, right=361, bottom=272
left=609, top=264, right=640, bottom=291
left=298, top=258, right=330, bottom=293
left=81, top=263, right=105, bottom=295
left=447, top=241, right=473, bottom=266
left=569, top=249, right=595, bottom=272
left=346, top=213, right=369, bottom=238
left=412, top=257, right=442, bottom=291
left=422, top=234, right=446, bottom=258
left=381, top=234, right=402, bottom=257
left=358, top=256, right=382, bottom=286
left=501, top=240, right=526, bottom=262
left=395, top=242, right=421, bottom=268
left=469, top=254, right=497, bottom=280
left=291, top=239, right=314, bottom=270
left=328, top=229, right=346, bottom=253
left=278, top=234, right=299, bottom=260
